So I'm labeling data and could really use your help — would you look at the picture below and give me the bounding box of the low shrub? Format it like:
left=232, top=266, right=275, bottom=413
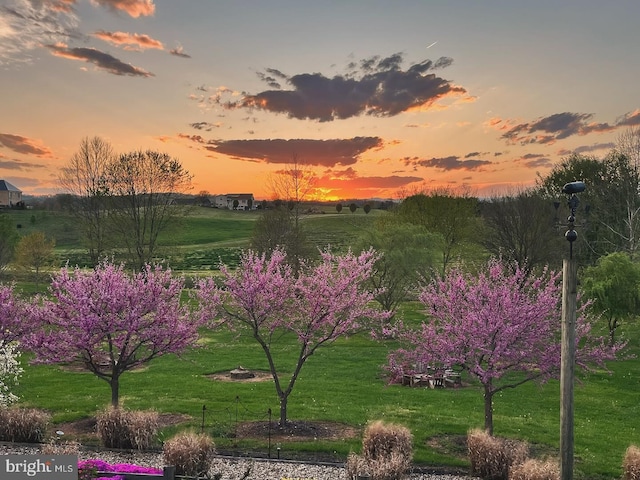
left=347, top=420, right=413, bottom=480
left=163, top=431, right=216, bottom=477
left=509, top=458, right=559, bottom=480
left=346, top=452, right=370, bottom=479
left=467, top=429, right=528, bottom=480
left=0, top=407, right=50, bottom=443
left=96, top=407, right=158, bottom=450
left=623, top=445, right=640, bottom=480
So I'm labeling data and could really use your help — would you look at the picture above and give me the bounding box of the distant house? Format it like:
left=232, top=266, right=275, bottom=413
left=0, top=180, right=22, bottom=208
left=212, top=194, right=228, bottom=209
left=212, top=193, right=255, bottom=210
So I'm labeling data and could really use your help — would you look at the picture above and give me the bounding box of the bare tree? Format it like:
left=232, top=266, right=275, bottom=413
left=59, top=136, right=115, bottom=265
left=257, top=155, right=317, bottom=272
left=106, top=150, right=192, bottom=270
left=268, top=154, right=317, bottom=225
left=617, top=126, right=640, bottom=169
left=480, top=188, right=563, bottom=272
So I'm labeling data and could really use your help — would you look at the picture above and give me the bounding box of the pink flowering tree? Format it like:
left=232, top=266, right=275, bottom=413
left=386, top=258, right=623, bottom=434
left=27, top=261, right=207, bottom=407
left=197, top=248, right=389, bottom=426
left=0, top=284, right=37, bottom=346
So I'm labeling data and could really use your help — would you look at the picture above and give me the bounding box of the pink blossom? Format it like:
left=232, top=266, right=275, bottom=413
left=26, top=260, right=209, bottom=407
left=197, top=247, right=390, bottom=425
left=386, top=257, right=624, bottom=434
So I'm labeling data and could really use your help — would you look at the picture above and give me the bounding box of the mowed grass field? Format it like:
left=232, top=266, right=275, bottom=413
left=4, top=206, right=640, bottom=478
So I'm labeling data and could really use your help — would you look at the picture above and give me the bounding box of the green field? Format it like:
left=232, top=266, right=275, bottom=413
left=4, top=206, right=640, bottom=479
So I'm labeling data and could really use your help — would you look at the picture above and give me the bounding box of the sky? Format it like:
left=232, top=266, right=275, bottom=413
left=1, top=0, right=640, bottom=201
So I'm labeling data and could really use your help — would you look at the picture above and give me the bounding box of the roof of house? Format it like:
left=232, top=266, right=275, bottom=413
left=226, top=193, right=254, bottom=200
left=0, top=180, right=21, bottom=192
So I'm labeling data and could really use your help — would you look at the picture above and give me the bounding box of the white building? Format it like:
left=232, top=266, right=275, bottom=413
left=0, top=180, right=22, bottom=208
left=212, top=193, right=255, bottom=210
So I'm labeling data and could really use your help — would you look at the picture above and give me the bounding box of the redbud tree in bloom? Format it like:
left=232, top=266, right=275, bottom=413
left=0, top=284, right=37, bottom=345
left=27, top=261, right=207, bottom=407
left=197, top=248, right=389, bottom=426
left=386, top=257, right=623, bottom=434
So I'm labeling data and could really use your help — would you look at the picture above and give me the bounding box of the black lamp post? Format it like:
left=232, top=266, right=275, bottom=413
left=560, top=181, right=585, bottom=480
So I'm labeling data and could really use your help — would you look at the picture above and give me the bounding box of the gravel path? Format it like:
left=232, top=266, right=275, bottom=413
left=0, top=444, right=473, bottom=480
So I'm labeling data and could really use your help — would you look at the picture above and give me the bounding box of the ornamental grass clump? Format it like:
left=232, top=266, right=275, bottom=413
left=509, top=458, right=559, bottom=480
left=96, top=406, right=158, bottom=450
left=467, top=429, right=528, bottom=480
left=623, top=445, right=640, bottom=480
left=163, top=431, right=216, bottom=477
left=0, top=407, right=50, bottom=443
left=346, top=420, right=413, bottom=480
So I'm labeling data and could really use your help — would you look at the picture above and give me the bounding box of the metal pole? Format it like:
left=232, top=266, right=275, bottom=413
left=268, top=408, right=272, bottom=459
left=560, top=257, right=577, bottom=480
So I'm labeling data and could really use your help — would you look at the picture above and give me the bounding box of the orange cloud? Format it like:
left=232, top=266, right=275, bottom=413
left=46, top=0, right=76, bottom=13
left=92, top=30, right=163, bottom=50
left=91, top=0, right=155, bottom=18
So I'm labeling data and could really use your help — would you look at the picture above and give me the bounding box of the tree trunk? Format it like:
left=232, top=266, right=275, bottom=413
left=110, top=376, right=120, bottom=408
left=483, top=383, right=494, bottom=435
left=279, top=393, right=288, bottom=426
left=608, top=317, right=618, bottom=346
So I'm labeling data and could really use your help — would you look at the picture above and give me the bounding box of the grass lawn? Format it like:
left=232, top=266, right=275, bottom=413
left=15, top=317, right=640, bottom=479
left=4, top=206, right=640, bottom=478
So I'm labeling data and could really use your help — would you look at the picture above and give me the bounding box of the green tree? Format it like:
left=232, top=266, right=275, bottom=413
left=395, top=190, right=479, bottom=276
left=356, top=220, right=439, bottom=319
left=336, top=203, right=343, bottom=213
left=581, top=252, right=640, bottom=345
left=14, top=232, right=55, bottom=289
left=0, top=215, right=19, bottom=275
left=349, top=203, right=357, bottom=213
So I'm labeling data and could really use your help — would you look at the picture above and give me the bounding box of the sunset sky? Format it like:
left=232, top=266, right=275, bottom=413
left=2, top=0, right=640, bottom=201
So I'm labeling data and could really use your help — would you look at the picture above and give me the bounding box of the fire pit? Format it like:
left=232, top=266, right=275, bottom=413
left=230, top=366, right=255, bottom=380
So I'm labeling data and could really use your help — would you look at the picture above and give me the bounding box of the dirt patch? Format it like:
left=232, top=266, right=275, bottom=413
left=235, top=420, right=359, bottom=442
left=206, top=370, right=273, bottom=383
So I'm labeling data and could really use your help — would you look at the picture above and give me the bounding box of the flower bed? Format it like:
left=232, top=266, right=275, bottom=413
left=78, top=459, right=163, bottom=480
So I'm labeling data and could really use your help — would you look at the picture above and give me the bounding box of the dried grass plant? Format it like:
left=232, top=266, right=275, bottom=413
left=0, top=407, right=50, bottom=443
left=467, top=428, right=528, bottom=480
left=96, top=406, right=158, bottom=450
left=163, top=431, right=216, bottom=477
left=623, top=445, right=640, bottom=480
